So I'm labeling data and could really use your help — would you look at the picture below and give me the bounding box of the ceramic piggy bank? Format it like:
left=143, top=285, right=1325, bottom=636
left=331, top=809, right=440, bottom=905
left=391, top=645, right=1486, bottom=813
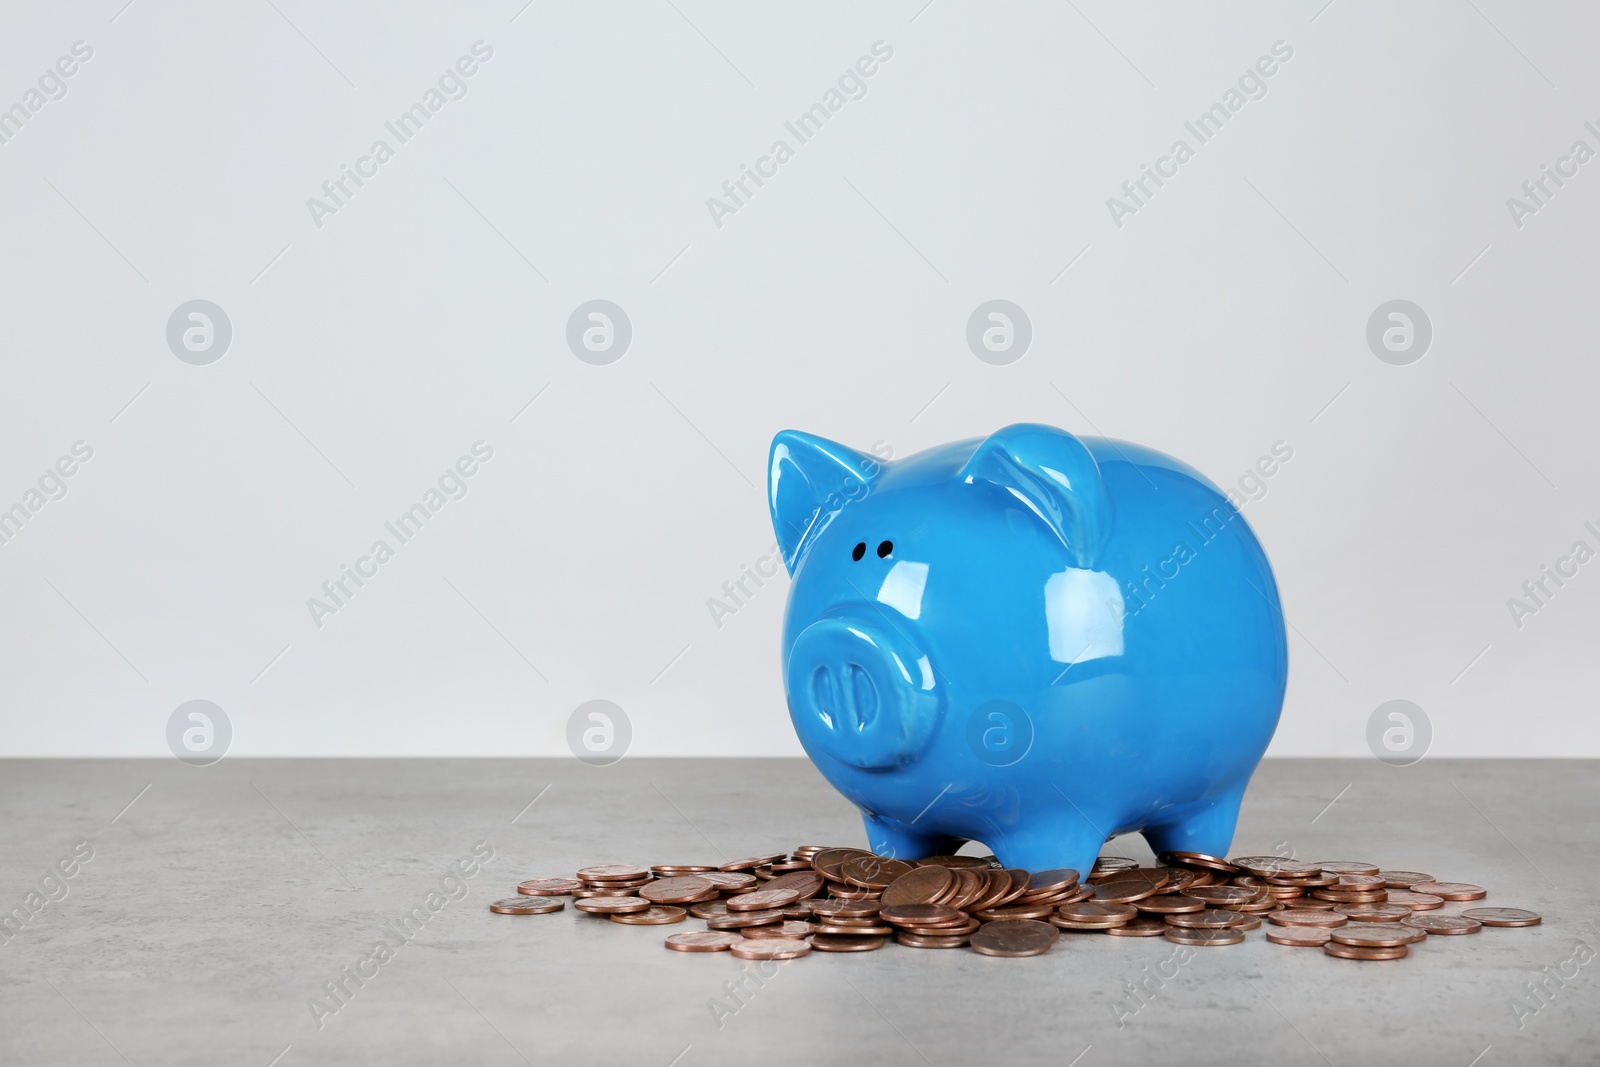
left=768, top=423, right=1287, bottom=874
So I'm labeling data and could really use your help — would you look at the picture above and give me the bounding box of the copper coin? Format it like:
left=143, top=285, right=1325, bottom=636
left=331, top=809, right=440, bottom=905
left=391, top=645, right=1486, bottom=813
left=770, top=860, right=812, bottom=874
left=1027, top=868, right=1081, bottom=893
left=689, top=901, right=728, bottom=919
left=813, top=922, right=894, bottom=936
left=1104, top=917, right=1171, bottom=937
left=740, top=920, right=817, bottom=939
left=1311, top=888, right=1387, bottom=903
left=1268, top=909, right=1348, bottom=927
left=1411, top=882, right=1487, bottom=901
left=576, top=864, right=650, bottom=882
left=1267, top=873, right=1333, bottom=887
left=970, top=919, right=1060, bottom=957
left=1162, top=927, right=1245, bottom=946
left=1234, top=857, right=1320, bottom=878
left=1231, top=915, right=1263, bottom=931
left=782, top=901, right=816, bottom=920
left=1182, top=886, right=1262, bottom=906
left=517, top=878, right=582, bottom=896
left=729, top=937, right=811, bottom=960
left=1313, top=861, right=1381, bottom=876
left=880, top=903, right=964, bottom=927
left=810, top=899, right=881, bottom=919
left=815, top=914, right=891, bottom=927
left=1060, top=884, right=1096, bottom=905
left=1460, top=908, right=1541, bottom=927
left=651, top=865, right=718, bottom=875
left=962, top=870, right=1007, bottom=912
left=826, top=887, right=884, bottom=902
left=809, top=847, right=873, bottom=879
left=1379, top=871, right=1435, bottom=888
left=573, top=886, right=646, bottom=898
left=1020, top=887, right=1087, bottom=909
left=811, top=934, right=887, bottom=952
left=1267, top=927, right=1332, bottom=946
left=1123, top=868, right=1173, bottom=890
left=1383, top=890, right=1444, bottom=911
left=1325, top=942, right=1408, bottom=960
left=1306, top=879, right=1362, bottom=894
left=1329, top=924, right=1420, bottom=947
left=1342, top=904, right=1411, bottom=923
left=1231, top=898, right=1283, bottom=913
left=915, top=855, right=993, bottom=868
left=944, top=868, right=989, bottom=910
left=573, top=896, right=650, bottom=914
left=489, top=897, right=564, bottom=914
left=1091, top=856, right=1139, bottom=873
left=1135, top=894, right=1206, bottom=915
left=697, top=871, right=758, bottom=891
left=974, top=903, right=1056, bottom=922
left=995, top=869, right=1035, bottom=907
left=764, top=871, right=825, bottom=900
left=1019, top=881, right=1084, bottom=904
left=1403, top=914, right=1482, bottom=935
left=896, top=932, right=969, bottom=948
left=725, top=886, right=803, bottom=912
left=1056, top=902, right=1137, bottom=927
left=1159, top=851, right=1238, bottom=874
left=1164, top=909, right=1246, bottom=929
left=839, top=855, right=914, bottom=889
left=718, top=853, right=787, bottom=872
left=1330, top=874, right=1385, bottom=888
left=1299, top=883, right=1376, bottom=895
left=705, top=909, right=784, bottom=929
left=665, top=931, right=743, bottom=952
left=639, top=876, right=714, bottom=904
left=962, top=870, right=1006, bottom=912
left=881, top=865, right=954, bottom=907
left=611, top=905, right=688, bottom=925
left=1092, top=879, right=1165, bottom=905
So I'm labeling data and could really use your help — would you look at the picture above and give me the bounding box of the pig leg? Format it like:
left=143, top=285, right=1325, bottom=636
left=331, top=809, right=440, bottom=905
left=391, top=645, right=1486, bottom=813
left=861, top=813, right=965, bottom=861
left=988, top=814, right=1108, bottom=875
left=1140, top=786, right=1246, bottom=860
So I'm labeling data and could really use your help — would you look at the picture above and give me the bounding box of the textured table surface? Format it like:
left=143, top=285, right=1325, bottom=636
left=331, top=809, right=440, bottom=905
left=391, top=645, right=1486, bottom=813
left=0, top=757, right=1595, bottom=1066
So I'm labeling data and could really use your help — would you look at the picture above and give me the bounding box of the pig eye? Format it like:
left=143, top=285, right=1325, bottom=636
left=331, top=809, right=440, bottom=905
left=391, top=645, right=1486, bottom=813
left=851, top=542, right=866, bottom=561
left=877, top=540, right=893, bottom=558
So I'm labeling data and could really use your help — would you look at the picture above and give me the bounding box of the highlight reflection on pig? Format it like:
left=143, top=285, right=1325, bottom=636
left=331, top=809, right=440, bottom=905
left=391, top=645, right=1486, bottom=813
left=768, top=423, right=1288, bottom=874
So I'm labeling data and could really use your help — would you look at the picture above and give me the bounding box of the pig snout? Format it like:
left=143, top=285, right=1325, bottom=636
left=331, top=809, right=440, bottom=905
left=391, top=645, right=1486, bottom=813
left=786, top=616, right=944, bottom=770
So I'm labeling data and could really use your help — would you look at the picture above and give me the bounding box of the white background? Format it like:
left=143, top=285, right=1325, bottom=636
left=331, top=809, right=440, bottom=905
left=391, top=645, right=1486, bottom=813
left=0, top=1, right=1594, bottom=757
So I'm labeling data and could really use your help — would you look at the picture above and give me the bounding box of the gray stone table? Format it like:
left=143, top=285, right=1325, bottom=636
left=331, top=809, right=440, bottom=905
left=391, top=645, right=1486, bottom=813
left=0, top=758, right=1595, bottom=1066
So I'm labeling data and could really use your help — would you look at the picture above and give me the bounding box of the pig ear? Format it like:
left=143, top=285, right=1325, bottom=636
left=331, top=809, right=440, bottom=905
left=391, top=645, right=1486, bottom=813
left=768, top=430, right=883, bottom=575
left=958, top=423, right=1109, bottom=567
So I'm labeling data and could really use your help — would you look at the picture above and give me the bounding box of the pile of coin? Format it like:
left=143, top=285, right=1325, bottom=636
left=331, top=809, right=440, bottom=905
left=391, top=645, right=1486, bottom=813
left=489, top=846, right=1541, bottom=963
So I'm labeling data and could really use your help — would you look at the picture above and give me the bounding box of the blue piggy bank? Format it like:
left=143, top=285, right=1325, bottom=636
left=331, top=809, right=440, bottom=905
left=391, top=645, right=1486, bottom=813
left=768, top=423, right=1287, bottom=874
